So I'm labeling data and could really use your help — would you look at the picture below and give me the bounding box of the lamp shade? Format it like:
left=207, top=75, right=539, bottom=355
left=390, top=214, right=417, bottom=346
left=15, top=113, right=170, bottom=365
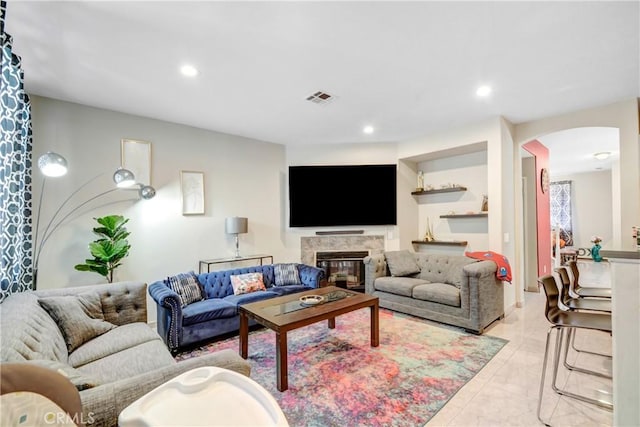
left=38, top=152, right=68, bottom=177
left=139, top=185, right=156, bottom=200
left=225, top=217, right=248, bottom=235
left=113, top=168, right=136, bottom=188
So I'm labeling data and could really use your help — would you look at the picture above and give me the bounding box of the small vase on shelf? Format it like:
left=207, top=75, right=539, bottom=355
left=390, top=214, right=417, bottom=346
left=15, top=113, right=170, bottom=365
left=590, top=236, right=603, bottom=262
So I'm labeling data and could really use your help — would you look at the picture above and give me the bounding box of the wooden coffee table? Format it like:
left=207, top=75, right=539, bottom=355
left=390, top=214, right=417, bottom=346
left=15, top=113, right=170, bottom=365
left=238, top=286, right=379, bottom=391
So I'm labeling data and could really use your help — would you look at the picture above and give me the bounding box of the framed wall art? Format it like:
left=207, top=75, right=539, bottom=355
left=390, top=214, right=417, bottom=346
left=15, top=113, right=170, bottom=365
left=181, top=171, right=205, bottom=215
left=121, top=139, right=152, bottom=185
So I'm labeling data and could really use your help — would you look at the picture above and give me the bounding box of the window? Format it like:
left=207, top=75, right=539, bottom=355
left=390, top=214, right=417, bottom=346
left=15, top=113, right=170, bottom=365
left=550, top=181, right=573, bottom=246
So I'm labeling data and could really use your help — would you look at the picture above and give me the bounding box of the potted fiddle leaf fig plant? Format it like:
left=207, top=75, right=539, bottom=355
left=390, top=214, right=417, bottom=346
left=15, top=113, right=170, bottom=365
left=74, top=215, right=131, bottom=283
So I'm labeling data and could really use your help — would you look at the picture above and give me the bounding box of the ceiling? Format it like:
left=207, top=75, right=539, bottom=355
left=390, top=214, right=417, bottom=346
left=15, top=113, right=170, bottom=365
left=5, top=1, right=639, bottom=173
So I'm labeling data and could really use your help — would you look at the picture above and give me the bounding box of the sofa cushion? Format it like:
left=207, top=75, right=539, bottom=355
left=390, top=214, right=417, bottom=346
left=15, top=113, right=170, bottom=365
left=373, top=276, right=430, bottom=297
left=268, top=285, right=309, bottom=296
left=230, top=272, right=266, bottom=295
left=68, top=323, right=162, bottom=368
left=412, top=283, right=461, bottom=307
left=22, top=359, right=100, bottom=391
left=384, top=250, right=421, bottom=277
left=223, top=290, right=279, bottom=306
left=38, top=293, right=116, bottom=353
left=76, top=340, right=175, bottom=384
left=273, top=263, right=302, bottom=286
left=166, top=271, right=204, bottom=307
left=182, top=299, right=238, bottom=326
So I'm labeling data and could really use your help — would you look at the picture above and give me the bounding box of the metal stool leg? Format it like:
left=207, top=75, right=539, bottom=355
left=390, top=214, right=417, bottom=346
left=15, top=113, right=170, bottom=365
left=562, top=329, right=612, bottom=379
left=551, top=328, right=613, bottom=410
left=537, top=326, right=557, bottom=426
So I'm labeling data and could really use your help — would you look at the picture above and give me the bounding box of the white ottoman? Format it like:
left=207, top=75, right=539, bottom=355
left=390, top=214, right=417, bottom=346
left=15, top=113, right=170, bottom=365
left=118, top=367, right=288, bottom=427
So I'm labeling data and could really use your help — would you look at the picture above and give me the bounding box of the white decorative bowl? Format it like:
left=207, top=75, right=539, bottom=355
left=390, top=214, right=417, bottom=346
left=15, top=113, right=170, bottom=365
left=299, top=295, right=325, bottom=306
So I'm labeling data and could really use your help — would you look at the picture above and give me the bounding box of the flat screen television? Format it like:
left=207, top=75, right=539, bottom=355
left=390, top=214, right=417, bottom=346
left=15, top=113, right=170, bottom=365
left=288, top=164, right=397, bottom=227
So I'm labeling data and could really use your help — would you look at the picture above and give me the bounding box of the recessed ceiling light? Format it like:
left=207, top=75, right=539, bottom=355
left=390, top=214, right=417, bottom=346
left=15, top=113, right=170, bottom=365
left=180, top=64, right=198, bottom=77
left=593, top=152, right=611, bottom=160
left=476, top=85, right=492, bottom=97
left=363, top=125, right=374, bottom=135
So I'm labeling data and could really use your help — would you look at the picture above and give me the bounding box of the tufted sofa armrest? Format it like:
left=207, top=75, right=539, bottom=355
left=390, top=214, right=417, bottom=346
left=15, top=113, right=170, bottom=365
left=298, top=264, right=325, bottom=288
left=363, top=254, right=388, bottom=294
left=35, top=281, right=147, bottom=326
left=148, top=281, right=183, bottom=351
left=463, top=260, right=497, bottom=279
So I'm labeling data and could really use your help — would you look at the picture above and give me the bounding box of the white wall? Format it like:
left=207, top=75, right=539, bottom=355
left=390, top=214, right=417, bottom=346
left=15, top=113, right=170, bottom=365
left=552, top=170, right=613, bottom=249
left=31, top=96, right=289, bottom=321
left=416, top=150, right=489, bottom=253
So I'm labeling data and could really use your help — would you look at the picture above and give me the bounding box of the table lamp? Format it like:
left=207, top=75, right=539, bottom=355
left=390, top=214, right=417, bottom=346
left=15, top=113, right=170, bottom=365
left=226, top=217, right=248, bottom=258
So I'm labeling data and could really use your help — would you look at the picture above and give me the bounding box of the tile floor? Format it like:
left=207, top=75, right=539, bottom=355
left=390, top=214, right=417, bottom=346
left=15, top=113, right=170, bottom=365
left=426, top=260, right=613, bottom=426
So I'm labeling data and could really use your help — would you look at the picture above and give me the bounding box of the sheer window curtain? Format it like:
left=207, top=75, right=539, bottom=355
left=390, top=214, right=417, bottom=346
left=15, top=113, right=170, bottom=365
left=550, top=180, right=573, bottom=246
left=1, top=1, right=33, bottom=301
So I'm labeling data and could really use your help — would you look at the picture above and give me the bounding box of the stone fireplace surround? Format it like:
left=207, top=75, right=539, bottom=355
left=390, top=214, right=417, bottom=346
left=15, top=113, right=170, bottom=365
left=301, top=235, right=385, bottom=267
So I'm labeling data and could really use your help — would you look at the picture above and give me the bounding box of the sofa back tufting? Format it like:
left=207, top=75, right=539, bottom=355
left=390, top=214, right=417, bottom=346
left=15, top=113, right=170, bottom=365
left=415, top=254, right=476, bottom=289
left=198, top=265, right=276, bottom=299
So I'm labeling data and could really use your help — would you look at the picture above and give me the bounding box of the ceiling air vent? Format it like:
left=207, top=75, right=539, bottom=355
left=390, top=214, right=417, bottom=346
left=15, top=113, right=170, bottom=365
left=306, top=91, right=334, bottom=105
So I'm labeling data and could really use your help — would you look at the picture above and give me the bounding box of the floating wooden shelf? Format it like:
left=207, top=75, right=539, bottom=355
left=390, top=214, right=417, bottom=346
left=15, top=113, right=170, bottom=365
left=411, top=187, right=467, bottom=196
left=440, top=213, right=488, bottom=218
left=411, top=240, right=468, bottom=246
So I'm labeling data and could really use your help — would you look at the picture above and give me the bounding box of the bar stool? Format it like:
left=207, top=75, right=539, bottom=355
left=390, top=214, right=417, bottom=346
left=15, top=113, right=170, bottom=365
left=537, top=274, right=613, bottom=426
left=567, top=260, right=611, bottom=299
left=555, top=267, right=612, bottom=375
left=556, top=267, right=611, bottom=313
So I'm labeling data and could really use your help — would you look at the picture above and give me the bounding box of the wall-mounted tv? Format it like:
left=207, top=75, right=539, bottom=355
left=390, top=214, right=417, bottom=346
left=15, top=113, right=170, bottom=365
left=288, top=164, right=397, bottom=227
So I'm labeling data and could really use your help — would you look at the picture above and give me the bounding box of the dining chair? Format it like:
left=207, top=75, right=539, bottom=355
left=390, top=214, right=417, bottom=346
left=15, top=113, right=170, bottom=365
left=567, top=260, right=611, bottom=299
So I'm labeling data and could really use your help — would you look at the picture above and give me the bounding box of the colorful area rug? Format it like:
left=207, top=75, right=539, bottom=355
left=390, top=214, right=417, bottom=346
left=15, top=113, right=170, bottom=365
left=176, top=309, right=507, bottom=427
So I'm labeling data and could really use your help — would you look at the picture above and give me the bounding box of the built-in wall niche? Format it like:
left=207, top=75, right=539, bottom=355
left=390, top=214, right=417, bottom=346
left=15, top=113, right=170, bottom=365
left=404, top=142, right=489, bottom=253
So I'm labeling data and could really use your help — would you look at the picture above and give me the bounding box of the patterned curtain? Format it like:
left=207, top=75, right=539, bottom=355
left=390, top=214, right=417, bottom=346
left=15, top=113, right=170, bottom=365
left=1, top=1, right=33, bottom=301
left=550, top=180, right=573, bottom=246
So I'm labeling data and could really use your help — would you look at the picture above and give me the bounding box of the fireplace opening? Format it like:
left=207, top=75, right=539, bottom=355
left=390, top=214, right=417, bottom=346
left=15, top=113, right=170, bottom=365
left=315, top=251, right=369, bottom=293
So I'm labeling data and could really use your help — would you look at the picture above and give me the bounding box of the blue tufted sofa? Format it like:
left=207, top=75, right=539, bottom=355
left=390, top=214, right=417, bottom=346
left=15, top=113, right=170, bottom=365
left=148, top=264, right=324, bottom=352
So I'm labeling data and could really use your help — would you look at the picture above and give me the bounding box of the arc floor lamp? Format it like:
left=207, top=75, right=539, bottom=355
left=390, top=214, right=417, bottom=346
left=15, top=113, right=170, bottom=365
left=33, top=152, right=156, bottom=289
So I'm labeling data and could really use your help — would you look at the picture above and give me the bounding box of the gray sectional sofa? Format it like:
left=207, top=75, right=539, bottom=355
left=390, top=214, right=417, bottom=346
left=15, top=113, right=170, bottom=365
left=0, top=281, right=250, bottom=427
left=364, top=250, right=505, bottom=333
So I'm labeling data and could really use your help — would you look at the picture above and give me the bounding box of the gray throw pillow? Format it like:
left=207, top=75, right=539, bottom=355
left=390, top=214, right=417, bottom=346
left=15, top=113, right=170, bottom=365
left=384, top=250, right=421, bottom=277
left=274, top=263, right=302, bottom=286
left=22, top=360, right=100, bottom=391
left=38, top=292, right=116, bottom=354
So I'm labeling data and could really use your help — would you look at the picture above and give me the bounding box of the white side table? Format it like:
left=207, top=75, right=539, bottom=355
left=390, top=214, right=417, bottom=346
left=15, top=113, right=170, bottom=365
left=118, top=367, right=288, bottom=427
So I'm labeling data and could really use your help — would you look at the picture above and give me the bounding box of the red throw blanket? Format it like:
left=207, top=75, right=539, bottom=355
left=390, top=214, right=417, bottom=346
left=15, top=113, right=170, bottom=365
left=465, top=251, right=512, bottom=283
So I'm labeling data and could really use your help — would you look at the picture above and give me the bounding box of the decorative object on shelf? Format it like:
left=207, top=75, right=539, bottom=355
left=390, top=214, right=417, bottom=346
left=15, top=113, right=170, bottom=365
left=590, top=236, right=603, bottom=262
left=425, top=184, right=434, bottom=191
left=33, top=152, right=156, bottom=289
left=481, top=194, right=488, bottom=212
left=424, top=217, right=435, bottom=242
left=121, top=139, right=152, bottom=186
left=226, top=217, right=248, bottom=258
left=416, top=170, right=424, bottom=191
left=180, top=171, right=205, bottom=215
left=540, top=168, right=550, bottom=194
left=74, top=215, right=131, bottom=283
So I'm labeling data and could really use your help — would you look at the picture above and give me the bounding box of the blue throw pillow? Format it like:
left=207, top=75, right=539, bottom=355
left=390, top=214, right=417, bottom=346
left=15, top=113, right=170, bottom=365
left=274, top=263, right=302, bottom=286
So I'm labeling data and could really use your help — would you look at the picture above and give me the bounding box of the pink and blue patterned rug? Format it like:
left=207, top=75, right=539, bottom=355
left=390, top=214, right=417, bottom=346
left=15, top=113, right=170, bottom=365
left=176, top=309, right=507, bottom=427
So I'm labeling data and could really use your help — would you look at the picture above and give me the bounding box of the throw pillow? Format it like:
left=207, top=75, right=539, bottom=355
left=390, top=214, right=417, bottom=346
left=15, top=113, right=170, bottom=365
left=22, top=360, right=100, bottom=391
left=384, top=250, right=421, bottom=277
left=38, top=293, right=116, bottom=354
left=230, top=272, right=266, bottom=295
left=273, top=263, right=302, bottom=286
left=166, top=271, right=204, bottom=307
